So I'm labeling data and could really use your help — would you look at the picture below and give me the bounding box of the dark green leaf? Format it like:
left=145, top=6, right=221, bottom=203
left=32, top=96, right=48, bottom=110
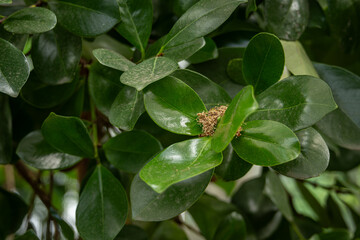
left=232, top=120, right=300, bottom=166
left=227, top=58, right=246, bottom=85
left=242, top=32, right=285, bottom=94
left=264, top=0, right=309, bottom=41
left=144, top=76, right=206, bottom=135
left=272, top=128, right=329, bottom=179
left=265, top=171, right=293, bottom=221
left=310, top=229, right=351, bottom=240
left=0, top=24, right=28, bottom=51
left=32, top=25, right=82, bottom=85
left=187, top=37, right=218, bottom=64
left=14, top=230, right=39, bottom=240
left=51, top=211, right=74, bottom=240
left=215, top=143, right=252, bottom=181
left=0, top=188, right=28, bottom=238
left=103, top=130, right=162, bottom=173
left=160, top=0, right=247, bottom=51
left=248, top=75, right=337, bottom=131
left=171, top=69, right=231, bottom=109
left=245, top=0, right=257, bottom=18
left=131, top=170, right=213, bottom=221
left=213, top=212, right=246, bottom=240
left=328, top=192, right=356, bottom=233
left=16, top=130, right=81, bottom=170
left=140, top=137, right=222, bottom=193
left=328, top=147, right=360, bottom=171
left=115, top=225, right=148, bottom=240
left=212, top=85, right=258, bottom=153
left=0, top=94, right=12, bottom=164
left=151, top=221, right=187, bottom=240
left=88, top=62, right=123, bottom=116
left=0, top=38, right=30, bottom=97
left=109, top=86, right=145, bottom=131
left=189, top=194, right=236, bottom=239
left=120, top=57, right=178, bottom=91
left=41, top=112, right=94, bottom=158
left=76, top=166, right=128, bottom=240
left=116, top=0, right=152, bottom=57
left=172, top=0, right=199, bottom=17
left=93, top=48, right=135, bottom=72
left=0, top=0, right=12, bottom=4
left=48, top=0, right=120, bottom=37
left=4, top=7, right=57, bottom=34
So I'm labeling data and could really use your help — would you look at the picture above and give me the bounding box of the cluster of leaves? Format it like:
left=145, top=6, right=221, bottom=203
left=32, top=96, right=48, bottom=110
left=1, top=0, right=360, bottom=239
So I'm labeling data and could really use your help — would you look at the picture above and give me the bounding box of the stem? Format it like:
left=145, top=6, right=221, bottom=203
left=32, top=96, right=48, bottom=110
left=140, top=48, right=146, bottom=61
left=291, top=222, right=306, bottom=240
left=175, top=216, right=203, bottom=237
left=4, top=164, right=15, bottom=191
left=90, top=98, right=100, bottom=164
left=46, top=171, right=54, bottom=240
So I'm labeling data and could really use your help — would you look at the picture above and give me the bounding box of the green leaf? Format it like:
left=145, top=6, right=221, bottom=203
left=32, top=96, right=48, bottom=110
left=93, top=48, right=135, bottom=72
left=227, top=58, right=246, bottom=85
left=32, top=25, right=82, bottom=85
left=272, top=128, right=329, bottom=179
left=171, top=69, right=231, bottom=109
left=0, top=38, right=30, bottom=97
left=151, top=221, right=187, bottom=240
left=48, top=0, right=120, bottom=37
left=245, top=0, right=257, bottom=18
left=213, top=212, right=247, bottom=240
left=189, top=194, right=237, bottom=239
left=103, top=130, right=162, bottom=173
left=3, top=7, right=57, bottom=34
left=109, top=86, right=145, bottom=131
left=248, top=75, right=337, bottom=131
left=242, top=32, right=285, bottom=94
left=328, top=192, right=356, bottom=233
left=88, top=62, right=123, bottom=116
left=16, top=130, right=82, bottom=170
left=172, top=0, right=199, bottom=16
left=160, top=0, right=247, bottom=51
left=41, top=112, right=94, bottom=158
left=310, top=229, right=351, bottom=240
left=212, top=85, right=258, bottom=153
left=14, top=230, right=39, bottom=240
left=264, top=0, right=309, bottom=41
left=0, top=188, right=28, bottom=239
left=51, top=211, right=75, bottom=240
left=116, top=0, right=152, bottom=57
left=0, top=94, right=12, bottom=164
left=115, top=225, right=148, bottom=240
left=140, top=137, right=222, bottom=193
left=281, top=40, right=319, bottom=77
left=144, top=76, right=206, bottom=135
left=0, top=0, right=12, bottom=4
left=120, top=57, right=178, bottom=91
left=187, top=37, right=218, bottom=64
left=131, top=170, right=213, bottom=221
left=215, top=143, right=252, bottom=181
left=76, top=166, right=128, bottom=240
left=265, top=171, right=294, bottom=222
left=232, top=120, right=300, bottom=166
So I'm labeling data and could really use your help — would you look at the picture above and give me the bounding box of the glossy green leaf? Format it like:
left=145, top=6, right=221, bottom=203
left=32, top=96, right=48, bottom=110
left=140, top=137, right=222, bottom=193
left=213, top=212, right=246, bottom=240
left=264, top=0, right=309, bottom=41
left=15, top=230, right=39, bottom=240
left=103, top=130, right=162, bottom=173
left=0, top=38, right=30, bottom=97
left=272, top=128, right=329, bottom=179
left=215, top=143, right=252, bottom=181
left=41, top=113, right=94, bottom=158
left=32, top=25, right=82, bottom=85
left=76, top=166, right=128, bottom=240
left=212, top=85, right=258, bottom=153
left=120, top=57, right=178, bottom=91
left=0, top=188, right=28, bottom=239
left=227, top=58, right=246, bottom=85
left=265, top=171, right=294, bottom=221
left=151, top=221, right=187, bottom=240
left=16, top=130, right=81, bottom=170
left=248, top=75, right=337, bottom=131
left=144, top=76, right=206, bottom=135
left=160, top=0, right=247, bottom=51
left=188, top=37, right=218, bottom=64
left=281, top=40, right=319, bottom=77
left=48, top=0, right=120, bottom=37
left=4, top=7, right=57, bottom=34
left=0, top=94, right=12, bottom=164
left=189, top=194, right=237, bottom=239
left=232, top=120, right=300, bottom=166
left=115, top=225, right=148, bottom=240
left=242, top=33, right=285, bottom=94
left=171, top=69, right=231, bottom=109
left=109, top=86, right=144, bottom=131
left=116, top=0, right=152, bottom=57
left=131, top=170, right=213, bottom=221
left=20, top=72, right=79, bottom=109
left=93, top=48, right=135, bottom=72
left=88, top=62, right=123, bottom=116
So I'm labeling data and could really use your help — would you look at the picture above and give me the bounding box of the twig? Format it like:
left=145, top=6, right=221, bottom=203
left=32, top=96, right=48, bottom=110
left=175, top=216, right=203, bottom=237
left=46, top=171, right=54, bottom=240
